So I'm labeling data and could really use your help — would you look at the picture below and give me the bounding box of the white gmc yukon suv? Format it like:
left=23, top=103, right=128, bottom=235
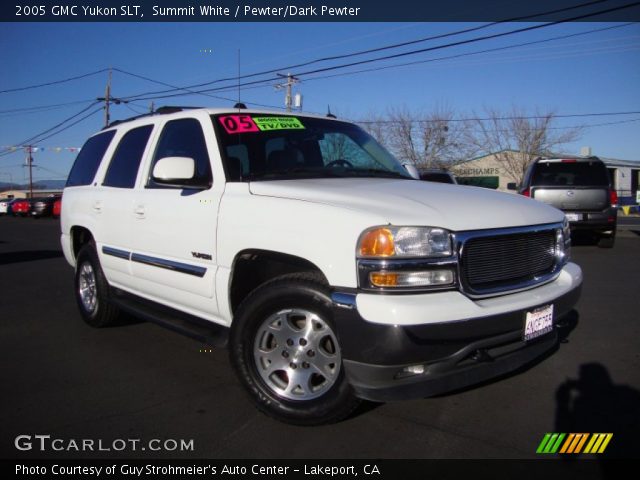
left=61, top=107, right=583, bottom=424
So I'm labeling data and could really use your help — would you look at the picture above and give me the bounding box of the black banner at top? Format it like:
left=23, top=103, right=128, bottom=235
left=3, top=0, right=640, bottom=22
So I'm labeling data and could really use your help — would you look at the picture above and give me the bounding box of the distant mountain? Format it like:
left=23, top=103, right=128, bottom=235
left=34, top=179, right=66, bottom=189
left=0, top=179, right=66, bottom=191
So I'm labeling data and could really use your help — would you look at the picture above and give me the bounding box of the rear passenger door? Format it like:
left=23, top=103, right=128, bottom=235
left=93, top=125, right=154, bottom=289
left=128, top=115, right=224, bottom=322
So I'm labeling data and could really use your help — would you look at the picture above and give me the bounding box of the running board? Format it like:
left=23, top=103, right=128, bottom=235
left=111, top=288, right=228, bottom=348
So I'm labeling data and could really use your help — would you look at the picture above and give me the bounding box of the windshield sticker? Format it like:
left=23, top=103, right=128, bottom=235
left=253, top=117, right=305, bottom=131
left=218, top=115, right=260, bottom=134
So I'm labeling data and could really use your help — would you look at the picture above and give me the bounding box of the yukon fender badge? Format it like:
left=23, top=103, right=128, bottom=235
left=191, top=251, right=212, bottom=260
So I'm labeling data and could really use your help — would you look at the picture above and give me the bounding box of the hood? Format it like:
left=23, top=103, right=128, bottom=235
left=249, top=178, right=564, bottom=231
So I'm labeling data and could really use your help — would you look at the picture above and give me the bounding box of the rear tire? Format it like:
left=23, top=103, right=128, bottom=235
left=74, top=242, right=120, bottom=327
left=229, top=273, right=360, bottom=425
left=597, top=232, right=615, bottom=248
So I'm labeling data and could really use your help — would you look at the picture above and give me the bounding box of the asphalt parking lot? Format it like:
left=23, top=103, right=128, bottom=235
left=1, top=216, right=639, bottom=459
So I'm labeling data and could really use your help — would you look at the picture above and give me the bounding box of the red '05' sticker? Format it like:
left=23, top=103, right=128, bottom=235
left=218, top=115, right=259, bottom=134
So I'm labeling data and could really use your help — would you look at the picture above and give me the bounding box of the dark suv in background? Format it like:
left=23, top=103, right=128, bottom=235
left=510, top=156, right=617, bottom=248
left=418, top=168, right=458, bottom=184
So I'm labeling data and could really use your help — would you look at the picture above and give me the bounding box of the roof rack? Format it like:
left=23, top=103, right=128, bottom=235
left=103, top=106, right=203, bottom=129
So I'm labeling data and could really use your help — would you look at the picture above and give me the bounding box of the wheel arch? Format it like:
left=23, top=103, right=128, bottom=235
left=228, top=249, right=329, bottom=315
left=70, top=226, right=95, bottom=260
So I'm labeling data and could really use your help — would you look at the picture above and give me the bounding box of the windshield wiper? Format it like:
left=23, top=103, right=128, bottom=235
left=247, top=167, right=344, bottom=180
left=341, top=168, right=411, bottom=179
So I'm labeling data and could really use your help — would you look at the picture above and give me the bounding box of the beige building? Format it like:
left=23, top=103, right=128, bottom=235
left=451, top=150, right=520, bottom=192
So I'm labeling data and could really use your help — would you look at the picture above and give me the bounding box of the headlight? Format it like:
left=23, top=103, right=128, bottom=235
left=358, top=226, right=452, bottom=258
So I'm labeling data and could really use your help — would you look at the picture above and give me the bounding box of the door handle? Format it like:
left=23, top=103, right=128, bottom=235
left=92, top=201, right=102, bottom=213
left=134, top=205, right=146, bottom=218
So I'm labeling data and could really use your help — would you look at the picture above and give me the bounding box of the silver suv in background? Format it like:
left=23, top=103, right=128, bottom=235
left=510, top=156, right=617, bottom=248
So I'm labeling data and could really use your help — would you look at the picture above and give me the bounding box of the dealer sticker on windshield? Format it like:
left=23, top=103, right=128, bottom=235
left=253, top=116, right=305, bottom=131
left=218, top=115, right=305, bottom=134
left=524, top=304, right=554, bottom=341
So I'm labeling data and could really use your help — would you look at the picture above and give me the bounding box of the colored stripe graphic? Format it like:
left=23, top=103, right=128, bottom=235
left=574, top=434, right=589, bottom=453
left=537, top=433, right=566, bottom=454
left=584, top=433, right=613, bottom=454
left=536, top=433, right=552, bottom=453
left=538, top=433, right=613, bottom=454
left=559, top=433, right=575, bottom=453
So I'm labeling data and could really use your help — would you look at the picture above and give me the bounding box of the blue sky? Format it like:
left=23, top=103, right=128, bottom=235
left=1, top=21, right=639, bottom=185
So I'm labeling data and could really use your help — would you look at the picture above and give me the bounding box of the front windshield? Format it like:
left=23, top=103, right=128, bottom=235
left=212, top=114, right=411, bottom=181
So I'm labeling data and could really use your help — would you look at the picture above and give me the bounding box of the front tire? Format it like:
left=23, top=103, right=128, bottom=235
left=229, top=273, right=360, bottom=425
left=74, top=243, right=120, bottom=327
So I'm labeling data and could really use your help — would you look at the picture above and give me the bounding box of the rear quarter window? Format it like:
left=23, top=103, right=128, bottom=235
left=66, top=130, right=116, bottom=187
left=103, top=125, right=153, bottom=188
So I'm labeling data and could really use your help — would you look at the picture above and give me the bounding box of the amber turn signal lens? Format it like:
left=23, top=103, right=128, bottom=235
left=369, top=272, right=399, bottom=287
left=359, top=228, right=395, bottom=257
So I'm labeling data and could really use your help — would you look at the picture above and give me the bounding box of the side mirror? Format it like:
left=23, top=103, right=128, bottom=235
left=507, top=182, right=518, bottom=191
left=152, top=157, right=197, bottom=187
left=402, top=163, right=420, bottom=180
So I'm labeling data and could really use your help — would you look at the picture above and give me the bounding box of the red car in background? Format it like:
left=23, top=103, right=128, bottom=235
left=53, top=198, right=62, bottom=218
left=11, top=199, right=31, bottom=217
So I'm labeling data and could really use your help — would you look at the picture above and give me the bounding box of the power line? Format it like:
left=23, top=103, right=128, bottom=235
left=113, top=67, right=238, bottom=103
left=119, top=0, right=611, bottom=101
left=300, top=22, right=636, bottom=85
left=28, top=107, right=103, bottom=146
left=0, top=68, right=109, bottom=94
left=355, top=110, right=640, bottom=125
left=0, top=103, right=101, bottom=158
left=112, top=68, right=284, bottom=110
left=19, top=102, right=100, bottom=146
left=269, top=0, right=610, bottom=70
left=0, top=99, right=96, bottom=115
left=119, top=8, right=640, bottom=104
left=122, top=21, right=636, bottom=106
left=291, top=2, right=640, bottom=78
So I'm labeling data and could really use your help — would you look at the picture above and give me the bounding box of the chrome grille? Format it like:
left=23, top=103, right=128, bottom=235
left=461, top=229, right=557, bottom=295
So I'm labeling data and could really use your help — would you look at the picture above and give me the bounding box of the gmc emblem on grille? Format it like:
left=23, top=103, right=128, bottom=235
left=566, top=191, right=575, bottom=197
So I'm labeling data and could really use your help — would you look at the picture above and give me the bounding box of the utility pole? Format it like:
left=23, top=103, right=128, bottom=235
left=97, top=69, right=112, bottom=127
left=26, top=145, right=34, bottom=199
left=275, top=73, right=299, bottom=112
left=97, top=68, right=127, bottom=127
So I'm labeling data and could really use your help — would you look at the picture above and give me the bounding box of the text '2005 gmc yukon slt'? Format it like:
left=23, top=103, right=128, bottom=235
left=61, top=107, right=582, bottom=424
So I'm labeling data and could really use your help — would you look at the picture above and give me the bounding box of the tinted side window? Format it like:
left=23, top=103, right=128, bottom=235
left=103, top=125, right=153, bottom=188
left=149, top=118, right=212, bottom=188
left=66, top=131, right=116, bottom=187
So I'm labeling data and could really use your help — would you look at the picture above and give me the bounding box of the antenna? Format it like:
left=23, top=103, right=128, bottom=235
left=326, top=105, right=336, bottom=119
left=237, top=49, right=241, bottom=110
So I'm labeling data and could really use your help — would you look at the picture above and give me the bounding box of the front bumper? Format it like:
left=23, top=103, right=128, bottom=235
left=331, top=262, right=582, bottom=402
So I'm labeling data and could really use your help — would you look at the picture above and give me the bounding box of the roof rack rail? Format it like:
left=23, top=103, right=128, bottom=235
left=103, top=106, right=203, bottom=129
